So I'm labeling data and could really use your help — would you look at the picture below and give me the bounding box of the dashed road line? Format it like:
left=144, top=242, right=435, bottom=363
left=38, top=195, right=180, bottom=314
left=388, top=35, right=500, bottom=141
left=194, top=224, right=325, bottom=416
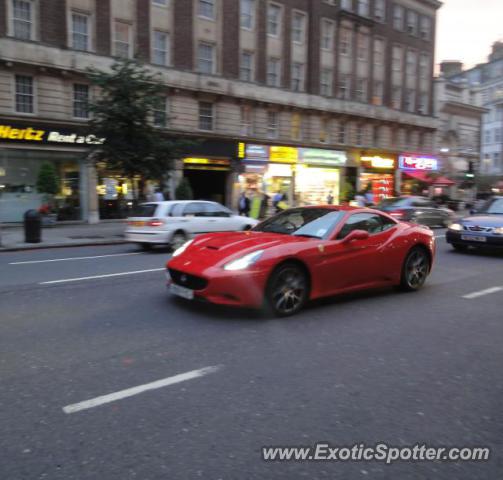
left=462, top=286, right=503, bottom=299
left=10, top=252, right=142, bottom=265
left=39, top=268, right=165, bottom=285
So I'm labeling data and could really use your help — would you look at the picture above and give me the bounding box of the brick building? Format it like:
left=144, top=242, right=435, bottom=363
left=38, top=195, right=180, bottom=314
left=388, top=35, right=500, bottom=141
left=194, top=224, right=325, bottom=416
left=0, top=0, right=441, bottom=222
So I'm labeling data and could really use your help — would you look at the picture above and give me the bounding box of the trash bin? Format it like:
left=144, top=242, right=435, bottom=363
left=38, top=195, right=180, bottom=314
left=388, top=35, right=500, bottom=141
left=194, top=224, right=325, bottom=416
left=24, top=209, right=42, bottom=243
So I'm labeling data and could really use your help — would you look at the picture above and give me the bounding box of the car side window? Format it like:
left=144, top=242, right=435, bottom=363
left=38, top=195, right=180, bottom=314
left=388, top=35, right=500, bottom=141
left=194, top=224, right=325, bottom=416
left=379, top=215, right=397, bottom=232
left=205, top=204, right=231, bottom=217
left=170, top=203, right=184, bottom=217
left=183, top=202, right=207, bottom=217
left=337, top=213, right=383, bottom=239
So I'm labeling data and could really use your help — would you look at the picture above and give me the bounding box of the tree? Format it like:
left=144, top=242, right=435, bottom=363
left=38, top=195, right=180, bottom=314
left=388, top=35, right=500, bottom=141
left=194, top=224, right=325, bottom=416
left=36, top=162, right=59, bottom=196
left=87, top=60, right=191, bottom=201
left=175, top=177, right=193, bottom=200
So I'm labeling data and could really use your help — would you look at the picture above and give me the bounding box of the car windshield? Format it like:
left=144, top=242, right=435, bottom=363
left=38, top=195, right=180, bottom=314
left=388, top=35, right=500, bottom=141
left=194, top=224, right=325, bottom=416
left=133, top=203, right=159, bottom=217
left=378, top=197, right=410, bottom=208
left=482, top=198, right=503, bottom=214
left=253, top=208, right=345, bottom=238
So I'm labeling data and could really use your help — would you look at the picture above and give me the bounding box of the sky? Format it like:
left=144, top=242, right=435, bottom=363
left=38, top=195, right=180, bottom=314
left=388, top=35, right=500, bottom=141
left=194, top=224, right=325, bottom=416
left=435, top=0, right=503, bottom=70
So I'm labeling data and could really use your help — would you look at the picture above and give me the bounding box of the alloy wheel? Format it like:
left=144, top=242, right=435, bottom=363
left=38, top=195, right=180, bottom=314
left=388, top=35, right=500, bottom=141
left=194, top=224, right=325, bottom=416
left=171, top=233, right=186, bottom=251
left=405, top=249, right=429, bottom=289
left=270, top=266, right=307, bottom=316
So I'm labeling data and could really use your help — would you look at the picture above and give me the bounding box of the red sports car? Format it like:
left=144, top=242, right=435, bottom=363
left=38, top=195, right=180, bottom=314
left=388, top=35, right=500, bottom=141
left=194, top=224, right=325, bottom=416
left=166, top=206, right=435, bottom=316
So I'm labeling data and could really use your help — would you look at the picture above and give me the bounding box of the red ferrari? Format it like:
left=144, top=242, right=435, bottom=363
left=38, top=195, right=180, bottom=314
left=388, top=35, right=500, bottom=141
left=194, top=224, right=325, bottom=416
left=166, top=206, right=435, bottom=316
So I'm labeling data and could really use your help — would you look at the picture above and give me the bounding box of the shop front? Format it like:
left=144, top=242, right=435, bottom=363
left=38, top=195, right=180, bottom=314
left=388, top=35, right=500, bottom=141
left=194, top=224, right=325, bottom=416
left=398, top=154, right=453, bottom=195
left=358, top=154, right=396, bottom=203
left=0, top=121, right=104, bottom=222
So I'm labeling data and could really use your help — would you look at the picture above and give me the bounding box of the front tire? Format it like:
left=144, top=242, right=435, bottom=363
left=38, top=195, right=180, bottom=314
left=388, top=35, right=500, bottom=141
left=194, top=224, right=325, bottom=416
left=399, top=247, right=430, bottom=292
left=266, top=263, right=308, bottom=317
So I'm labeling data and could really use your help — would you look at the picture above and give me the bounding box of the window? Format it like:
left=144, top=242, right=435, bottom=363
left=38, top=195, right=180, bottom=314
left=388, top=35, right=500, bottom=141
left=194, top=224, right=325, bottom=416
left=392, top=86, right=402, bottom=109
left=319, top=118, right=329, bottom=143
left=71, top=13, right=90, bottom=51
left=392, top=45, right=402, bottom=72
left=291, top=63, right=304, bottom=92
left=373, top=38, right=384, bottom=65
left=198, top=101, right=214, bottom=130
left=418, top=93, right=428, bottom=114
left=320, top=68, right=333, bottom=96
left=292, top=11, right=306, bottom=43
left=357, top=32, right=368, bottom=61
left=405, top=89, right=415, bottom=112
left=240, top=0, right=255, bottom=29
left=198, top=0, right=215, bottom=19
left=406, top=50, right=417, bottom=76
left=321, top=19, right=334, bottom=50
left=153, top=96, right=168, bottom=127
left=337, top=213, right=386, bottom=239
left=152, top=0, right=167, bottom=5
left=153, top=31, right=170, bottom=66
left=338, top=74, right=351, bottom=100
left=114, top=21, right=131, bottom=58
left=11, top=0, right=33, bottom=40
left=240, top=51, right=254, bottom=81
left=15, top=75, right=34, bottom=113
left=267, top=57, right=280, bottom=87
left=356, top=78, right=367, bottom=102
left=340, top=28, right=352, bottom=56
left=372, top=80, right=383, bottom=105
left=267, top=3, right=281, bottom=36
left=337, top=122, right=347, bottom=144
left=240, top=105, right=253, bottom=136
left=357, top=0, right=369, bottom=17
left=267, top=111, right=278, bottom=139
left=393, top=5, right=404, bottom=31
left=419, top=53, right=429, bottom=79
left=341, top=0, right=352, bottom=11
left=183, top=202, right=208, bottom=217
left=374, top=0, right=386, bottom=22
left=73, top=84, right=89, bottom=119
left=420, top=16, right=431, bottom=40
left=291, top=112, right=302, bottom=141
left=406, top=10, right=418, bottom=35
left=198, top=42, right=215, bottom=74
left=356, top=124, right=364, bottom=145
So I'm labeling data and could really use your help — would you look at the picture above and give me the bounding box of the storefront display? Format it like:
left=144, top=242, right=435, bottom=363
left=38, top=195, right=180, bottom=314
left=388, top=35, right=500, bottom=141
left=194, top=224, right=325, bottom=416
left=359, top=155, right=396, bottom=203
left=398, top=154, right=443, bottom=195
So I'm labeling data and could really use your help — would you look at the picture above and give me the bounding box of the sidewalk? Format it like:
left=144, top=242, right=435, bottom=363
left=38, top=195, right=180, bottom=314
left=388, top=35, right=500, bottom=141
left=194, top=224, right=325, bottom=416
left=0, top=221, right=127, bottom=251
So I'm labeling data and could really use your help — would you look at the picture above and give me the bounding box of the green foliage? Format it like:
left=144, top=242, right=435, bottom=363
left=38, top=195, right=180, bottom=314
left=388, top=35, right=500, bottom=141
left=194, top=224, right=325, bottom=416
left=86, top=60, right=192, bottom=190
left=175, top=178, right=193, bottom=200
left=36, top=163, right=59, bottom=195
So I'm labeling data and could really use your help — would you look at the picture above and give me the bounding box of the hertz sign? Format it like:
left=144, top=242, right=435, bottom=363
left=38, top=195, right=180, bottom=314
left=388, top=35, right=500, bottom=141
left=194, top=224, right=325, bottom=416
left=0, top=123, right=105, bottom=145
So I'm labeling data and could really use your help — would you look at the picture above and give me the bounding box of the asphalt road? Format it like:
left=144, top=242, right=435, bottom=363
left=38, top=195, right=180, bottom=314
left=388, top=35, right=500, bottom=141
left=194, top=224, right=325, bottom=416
left=0, top=232, right=502, bottom=480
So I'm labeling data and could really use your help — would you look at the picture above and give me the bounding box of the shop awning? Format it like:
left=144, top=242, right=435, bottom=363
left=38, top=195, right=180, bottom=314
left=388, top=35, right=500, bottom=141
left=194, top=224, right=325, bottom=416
left=403, top=171, right=456, bottom=186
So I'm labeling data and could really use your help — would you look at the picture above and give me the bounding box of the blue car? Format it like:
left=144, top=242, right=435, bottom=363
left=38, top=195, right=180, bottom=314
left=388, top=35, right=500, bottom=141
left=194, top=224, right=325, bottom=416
left=446, top=196, right=503, bottom=251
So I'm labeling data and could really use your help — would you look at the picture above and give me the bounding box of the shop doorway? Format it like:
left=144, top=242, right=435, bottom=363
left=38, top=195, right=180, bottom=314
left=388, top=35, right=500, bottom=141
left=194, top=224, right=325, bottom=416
left=183, top=169, right=228, bottom=205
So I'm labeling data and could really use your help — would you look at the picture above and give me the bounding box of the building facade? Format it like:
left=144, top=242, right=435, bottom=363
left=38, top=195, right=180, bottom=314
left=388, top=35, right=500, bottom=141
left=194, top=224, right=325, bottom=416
left=0, top=0, right=441, bottom=222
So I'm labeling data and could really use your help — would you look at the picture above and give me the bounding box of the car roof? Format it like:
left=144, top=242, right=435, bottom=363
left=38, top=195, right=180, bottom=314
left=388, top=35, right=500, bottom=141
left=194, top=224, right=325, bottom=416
left=140, top=200, right=218, bottom=205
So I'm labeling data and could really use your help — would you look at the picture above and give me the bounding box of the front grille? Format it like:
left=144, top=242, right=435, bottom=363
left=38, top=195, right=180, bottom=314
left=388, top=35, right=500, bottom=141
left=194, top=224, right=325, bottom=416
left=465, top=226, right=493, bottom=233
left=169, top=269, right=208, bottom=290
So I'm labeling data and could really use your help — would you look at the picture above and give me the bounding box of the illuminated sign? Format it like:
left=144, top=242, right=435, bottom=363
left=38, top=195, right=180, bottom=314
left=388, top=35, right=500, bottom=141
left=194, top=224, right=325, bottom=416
left=238, top=142, right=245, bottom=158
left=269, top=146, right=298, bottom=163
left=300, top=148, right=347, bottom=166
left=245, top=144, right=269, bottom=161
left=399, top=155, right=438, bottom=171
left=361, top=156, right=395, bottom=169
left=183, top=158, right=230, bottom=166
left=0, top=123, right=105, bottom=145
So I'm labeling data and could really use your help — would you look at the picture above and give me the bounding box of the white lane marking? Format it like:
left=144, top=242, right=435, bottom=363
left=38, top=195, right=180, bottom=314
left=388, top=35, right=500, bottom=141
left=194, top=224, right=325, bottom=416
left=462, top=286, right=503, bottom=299
left=40, top=268, right=165, bottom=285
left=10, top=252, right=142, bottom=265
left=62, top=365, right=222, bottom=414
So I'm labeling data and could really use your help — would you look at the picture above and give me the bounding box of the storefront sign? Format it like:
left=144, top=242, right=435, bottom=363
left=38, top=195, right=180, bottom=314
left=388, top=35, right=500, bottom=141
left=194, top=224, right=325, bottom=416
left=299, top=148, right=347, bottom=167
left=244, top=144, right=270, bottom=161
left=399, top=155, right=438, bottom=171
left=0, top=123, right=105, bottom=145
left=361, top=156, right=395, bottom=169
left=183, top=158, right=230, bottom=166
left=269, top=146, right=298, bottom=164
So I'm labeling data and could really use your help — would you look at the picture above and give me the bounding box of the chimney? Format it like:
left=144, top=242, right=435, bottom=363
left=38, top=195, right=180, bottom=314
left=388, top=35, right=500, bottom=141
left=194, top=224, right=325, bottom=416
left=489, top=40, right=503, bottom=62
left=440, top=61, right=463, bottom=77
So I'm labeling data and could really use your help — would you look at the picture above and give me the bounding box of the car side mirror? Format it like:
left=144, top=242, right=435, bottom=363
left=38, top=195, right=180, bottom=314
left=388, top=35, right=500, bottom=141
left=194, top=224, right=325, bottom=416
left=342, top=229, right=370, bottom=243
left=469, top=209, right=477, bottom=215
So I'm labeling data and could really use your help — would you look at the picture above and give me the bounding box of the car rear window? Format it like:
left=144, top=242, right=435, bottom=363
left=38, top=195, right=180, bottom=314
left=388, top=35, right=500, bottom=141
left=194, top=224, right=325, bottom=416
left=133, top=203, right=159, bottom=217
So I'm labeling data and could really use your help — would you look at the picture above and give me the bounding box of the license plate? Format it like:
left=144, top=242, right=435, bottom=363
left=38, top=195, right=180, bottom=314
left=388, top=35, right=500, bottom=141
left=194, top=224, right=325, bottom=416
left=170, top=283, right=194, bottom=300
left=134, top=221, right=145, bottom=227
left=461, top=235, right=487, bottom=242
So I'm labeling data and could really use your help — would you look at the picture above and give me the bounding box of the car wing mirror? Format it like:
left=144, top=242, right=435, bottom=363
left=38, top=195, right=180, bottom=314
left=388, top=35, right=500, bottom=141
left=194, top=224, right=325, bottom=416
left=469, top=209, right=478, bottom=215
left=342, top=229, right=370, bottom=243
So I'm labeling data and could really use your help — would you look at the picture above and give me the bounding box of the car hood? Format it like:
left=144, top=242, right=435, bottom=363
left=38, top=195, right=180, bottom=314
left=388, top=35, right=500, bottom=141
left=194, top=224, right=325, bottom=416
left=461, top=215, right=503, bottom=228
left=169, top=231, right=311, bottom=271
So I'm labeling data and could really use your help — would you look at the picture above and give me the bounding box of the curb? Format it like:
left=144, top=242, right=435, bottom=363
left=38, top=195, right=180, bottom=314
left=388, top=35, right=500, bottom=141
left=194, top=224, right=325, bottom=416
left=0, top=239, right=129, bottom=252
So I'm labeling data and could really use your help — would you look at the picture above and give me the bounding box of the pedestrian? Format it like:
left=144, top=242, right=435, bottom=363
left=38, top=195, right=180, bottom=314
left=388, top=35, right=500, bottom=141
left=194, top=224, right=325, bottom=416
left=326, top=192, right=334, bottom=205
left=355, top=191, right=366, bottom=207
left=259, top=192, right=269, bottom=219
left=238, top=192, right=250, bottom=216
left=154, top=189, right=164, bottom=201
left=272, top=191, right=283, bottom=212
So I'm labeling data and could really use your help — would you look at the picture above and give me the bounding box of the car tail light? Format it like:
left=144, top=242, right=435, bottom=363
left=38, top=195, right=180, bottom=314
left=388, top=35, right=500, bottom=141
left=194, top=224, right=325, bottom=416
left=389, top=209, right=406, bottom=219
left=148, top=219, right=163, bottom=227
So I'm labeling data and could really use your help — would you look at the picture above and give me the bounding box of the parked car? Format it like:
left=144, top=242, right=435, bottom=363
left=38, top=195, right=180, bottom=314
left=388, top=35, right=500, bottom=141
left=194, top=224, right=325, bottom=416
left=446, top=196, right=503, bottom=251
left=166, top=206, right=435, bottom=317
left=377, top=196, right=455, bottom=227
left=125, top=201, right=258, bottom=250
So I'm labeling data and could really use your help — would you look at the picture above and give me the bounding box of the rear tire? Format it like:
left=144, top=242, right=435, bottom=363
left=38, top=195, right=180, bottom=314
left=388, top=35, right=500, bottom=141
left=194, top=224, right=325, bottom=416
left=171, top=231, right=187, bottom=251
left=265, top=263, right=308, bottom=317
left=398, top=247, right=430, bottom=292
left=139, top=243, right=152, bottom=251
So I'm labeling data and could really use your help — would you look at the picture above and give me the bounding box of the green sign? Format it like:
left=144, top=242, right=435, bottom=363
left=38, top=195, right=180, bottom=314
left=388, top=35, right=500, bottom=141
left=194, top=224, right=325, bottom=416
left=299, top=148, right=347, bottom=166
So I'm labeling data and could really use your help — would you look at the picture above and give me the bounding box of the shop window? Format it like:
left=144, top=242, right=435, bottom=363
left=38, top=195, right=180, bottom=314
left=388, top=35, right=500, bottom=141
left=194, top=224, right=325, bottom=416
left=73, top=84, right=89, bottom=119
left=240, top=0, right=255, bottom=29
left=71, top=12, right=90, bottom=51
left=15, top=74, right=34, bottom=114
left=240, top=51, right=254, bottom=82
left=153, top=30, right=170, bottom=66
left=153, top=96, right=169, bottom=128
left=198, top=42, right=216, bottom=74
left=198, top=101, right=214, bottom=131
left=267, top=111, right=279, bottom=139
left=267, top=3, right=281, bottom=36
left=114, top=21, right=131, bottom=58
left=11, top=0, right=34, bottom=40
left=198, top=0, right=215, bottom=20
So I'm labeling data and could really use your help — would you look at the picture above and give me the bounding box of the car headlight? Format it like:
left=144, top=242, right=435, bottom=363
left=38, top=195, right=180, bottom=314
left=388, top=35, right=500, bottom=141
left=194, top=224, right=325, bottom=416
left=449, top=223, right=463, bottom=231
left=172, top=239, right=193, bottom=257
left=223, top=250, right=264, bottom=271
left=494, top=227, right=503, bottom=235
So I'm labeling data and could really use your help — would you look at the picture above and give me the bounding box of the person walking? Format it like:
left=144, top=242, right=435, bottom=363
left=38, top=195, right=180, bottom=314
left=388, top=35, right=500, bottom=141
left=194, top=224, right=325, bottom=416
left=238, top=192, right=250, bottom=216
